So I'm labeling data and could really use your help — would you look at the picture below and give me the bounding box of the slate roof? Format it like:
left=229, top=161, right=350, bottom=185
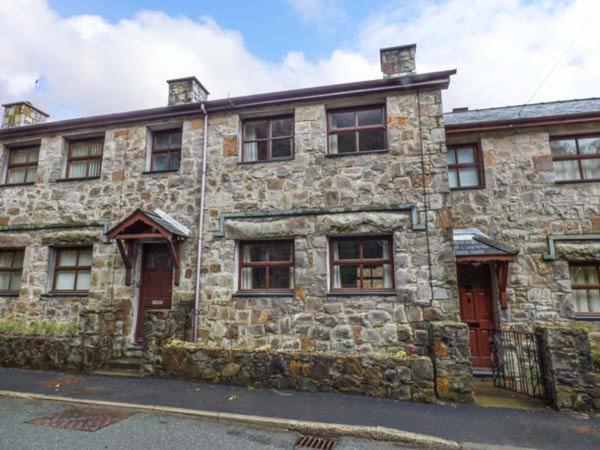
left=141, top=209, right=190, bottom=238
left=444, top=97, right=600, bottom=126
left=453, top=228, right=518, bottom=257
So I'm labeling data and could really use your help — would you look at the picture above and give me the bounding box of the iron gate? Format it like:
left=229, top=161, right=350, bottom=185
left=489, top=328, right=549, bottom=402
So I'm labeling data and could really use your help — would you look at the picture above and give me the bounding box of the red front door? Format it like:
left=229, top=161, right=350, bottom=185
left=458, top=264, right=495, bottom=368
left=136, top=244, right=173, bottom=342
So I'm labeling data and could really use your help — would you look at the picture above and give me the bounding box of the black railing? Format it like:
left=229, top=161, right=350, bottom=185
left=489, top=328, right=549, bottom=402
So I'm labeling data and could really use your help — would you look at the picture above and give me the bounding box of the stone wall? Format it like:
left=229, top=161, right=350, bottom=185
left=143, top=306, right=191, bottom=374
left=538, top=326, right=600, bottom=411
left=0, top=334, right=83, bottom=371
left=160, top=341, right=435, bottom=402
left=447, top=122, right=600, bottom=327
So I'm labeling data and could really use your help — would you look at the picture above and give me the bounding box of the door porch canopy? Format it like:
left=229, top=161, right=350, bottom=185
left=454, top=228, right=519, bottom=309
left=106, top=208, right=190, bottom=286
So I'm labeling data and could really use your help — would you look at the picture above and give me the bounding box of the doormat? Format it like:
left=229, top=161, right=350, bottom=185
left=27, top=407, right=135, bottom=432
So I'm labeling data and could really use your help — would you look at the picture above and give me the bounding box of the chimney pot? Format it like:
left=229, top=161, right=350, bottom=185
left=167, top=76, right=209, bottom=106
left=2, top=101, right=49, bottom=128
left=380, top=44, right=417, bottom=78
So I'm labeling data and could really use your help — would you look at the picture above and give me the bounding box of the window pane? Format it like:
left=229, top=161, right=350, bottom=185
left=458, top=167, right=479, bottom=187
left=11, top=149, right=31, bottom=164
left=0, top=253, right=12, bottom=268
left=55, top=271, right=76, bottom=290
left=154, top=132, right=172, bottom=149
left=88, top=159, right=102, bottom=177
left=574, top=289, right=600, bottom=313
left=243, top=244, right=266, bottom=262
left=89, top=141, right=104, bottom=156
left=553, top=160, right=581, bottom=181
left=0, top=272, right=10, bottom=290
left=357, top=108, right=383, bottom=126
left=269, top=241, right=292, bottom=261
left=78, top=249, right=93, bottom=266
left=249, top=267, right=267, bottom=289
left=550, top=139, right=577, bottom=156
left=330, top=111, right=354, bottom=129
left=242, top=143, right=256, bottom=161
left=168, top=151, right=181, bottom=170
left=70, top=141, right=91, bottom=157
left=170, top=131, right=182, bottom=148
left=339, top=265, right=360, bottom=288
left=329, top=132, right=355, bottom=154
left=456, top=147, right=475, bottom=163
left=7, top=168, right=26, bottom=184
left=269, top=267, right=293, bottom=289
left=152, top=153, right=169, bottom=171
left=582, top=159, right=600, bottom=180
left=10, top=272, right=22, bottom=291
left=358, top=130, right=385, bottom=152
left=363, top=239, right=387, bottom=259
left=334, top=240, right=360, bottom=260
left=25, top=167, right=37, bottom=183
left=271, top=118, right=293, bottom=137
left=68, top=160, right=88, bottom=178
left=12, top=251, right=24, bottom=268
left=363, top=264, right=385, bottom=288
left=449, top=169, right=458, bottom=189
left=271, top=138, right=292, bottom=158
left=447, top=149, right=456, bottom=164
left=578, top=137, right=600, bottom=155
left=58, top=249, right=78, bottom=267
left=243, top=121, right=268, bottom=140
left=76, top=271, right=91, bottom=291
left=570, top=265, right=599, bottom=285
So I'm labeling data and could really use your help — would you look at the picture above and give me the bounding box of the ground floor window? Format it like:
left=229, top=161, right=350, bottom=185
left=329, top=236, right=394, bottom=291
left=51, top=246, right=93, bottom=293
left=0, top=249, right=24, bottom=294
left=569, top=262, right=600, bottom=316
left=239, top=240, right=294, bottom=292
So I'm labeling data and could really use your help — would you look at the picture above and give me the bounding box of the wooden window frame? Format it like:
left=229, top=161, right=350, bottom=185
left=326, top=105, right=387, bottom=155
left=551, top=134, right=600, bottom=184
left=238, top=240, right=294, bottom=293
left=329, top=236, right=395, bottom=292
left=150, top=128, right=182, bottom=172
left=447, top=143, right=485, bottom=190
left=241, top=115, right=295, bottom=163
left=51, top=246, right=93, bottom=294
left=569, top=261, right=600, bottom=318
left=66, top=138, right=104, bottom=180
left=0, top=248, right=24, bottom=295
left=5, top=145, right=39, bottom=185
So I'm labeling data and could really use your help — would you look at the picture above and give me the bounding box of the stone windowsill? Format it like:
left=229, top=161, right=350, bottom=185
left=238, top=157, right=294, bottom=166
left=326, top=149, right=389, bottom=158
left=574, top=314, right=600, bottom=321
left=55, top=176, right=101, bottom=183
left=328, top=290, right=397, bottom=297
left=555, top=179, right=600, bottom=185
left=42, top=291, right=89, bottom=299
left=0, top=182, right=35, bottom=188
left=0, top=292, right=19, bottom=297
left=142, top=169, right=180, bottom=175
left=232, top=291, right=294, bottom=298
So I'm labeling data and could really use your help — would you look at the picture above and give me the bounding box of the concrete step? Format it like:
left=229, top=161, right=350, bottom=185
left=122, top=345, right=144, bottom=358
left=106, top=357, right=142, bottom=371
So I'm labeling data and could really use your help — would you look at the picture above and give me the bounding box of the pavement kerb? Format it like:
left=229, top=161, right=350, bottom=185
left=0, top=389, right=462, bottom=449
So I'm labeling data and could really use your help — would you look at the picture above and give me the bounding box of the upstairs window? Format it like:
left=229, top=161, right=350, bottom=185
left=328, top=106, right=386, bottom=154
left=239, top=240, right=294, bottom=292
left=551, top=135, right=600, bottom=182
left=51, top=247, right=93, bottom=293
left=330, top=236, right=394, bottom=291
left=447, top=144, right=484, bottom=189
left=5, top=146, right=39, bottom=185
left=67, top=138, right=103, bottom=179
left=0, top=249, right=24, bottom=294
left=151, top=129, right=182, bottom=171
left=569, top=263, right=600, bottom=317
left=242, top=116, right=294, bottom=162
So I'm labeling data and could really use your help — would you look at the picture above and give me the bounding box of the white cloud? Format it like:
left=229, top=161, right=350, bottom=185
left=285, top=0, right=347, bottom=28
left=0, top=0, right=599, bottom=120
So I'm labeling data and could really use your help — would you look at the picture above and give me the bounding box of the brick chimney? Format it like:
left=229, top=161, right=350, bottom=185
left=167, top=76, right=209, bottom=106
left=380, top=44, right=417, bottom=78
left=2, top=101, right=49, bottom=128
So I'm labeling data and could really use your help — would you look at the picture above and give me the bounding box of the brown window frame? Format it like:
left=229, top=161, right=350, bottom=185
left=447, top=143, right=485, bottom=190
left=241, top=115, right=295, bottom=163
left=51, top=246, right=93, bottom=294
left=238, top=240, right=294, bottom=293
left=327, top=105, right=387, bottom=155
left=150, top=128, right=183, bottom=172
left=5, top=145, right=39, bottom=185
left=66, top=138, right=104, bottom=179
left=551, top=134, right=600, bottom=183
left=569, top=261, right=600, bottom=318
left=0, top=248, right=24, bottom=295
left=329, top=236, right=395, bottom=292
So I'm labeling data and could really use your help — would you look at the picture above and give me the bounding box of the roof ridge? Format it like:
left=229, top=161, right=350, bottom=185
left=444, top=96, right=600, bottom=115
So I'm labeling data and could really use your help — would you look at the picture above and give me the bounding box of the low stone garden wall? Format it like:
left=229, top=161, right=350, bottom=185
left=159, top=341, right=435, bottom=402
left=0, top=334, right=83, bottom=371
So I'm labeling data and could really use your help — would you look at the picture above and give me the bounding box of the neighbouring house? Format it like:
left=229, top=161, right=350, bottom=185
left=0, top=45, right=598, bottom=409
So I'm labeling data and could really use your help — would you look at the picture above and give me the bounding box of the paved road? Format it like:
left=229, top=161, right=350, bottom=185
left=0, top=397, right=410, bottom=450
left=1, top=367, right=600, bottom=449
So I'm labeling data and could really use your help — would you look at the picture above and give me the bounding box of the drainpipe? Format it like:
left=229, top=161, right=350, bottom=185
left=192, top=103, right=209, bottom=342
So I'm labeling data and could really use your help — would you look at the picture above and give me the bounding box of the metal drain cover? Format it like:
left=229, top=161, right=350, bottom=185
left=27, top=407, right=134, bottom=432
left=294, top=435, right=336, bottom=449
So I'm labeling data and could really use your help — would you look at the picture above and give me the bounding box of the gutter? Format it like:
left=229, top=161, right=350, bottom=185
left=192, top=103, right=209, bottom=342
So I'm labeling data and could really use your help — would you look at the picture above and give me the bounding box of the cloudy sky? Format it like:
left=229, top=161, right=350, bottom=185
left=1, top=0, right=599, bottom=120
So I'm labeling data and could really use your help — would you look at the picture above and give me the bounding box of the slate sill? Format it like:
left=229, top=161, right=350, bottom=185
left=42, top=292, right=89, bottom=298
left=0, top=182, right=35, bottom=188
left=326, top=149, right=389, bottom=158
left=328, top=291, right=396, bottom=297
left=55, top=177, right=100, bottom=182
left=232, top=292, right=294, bottom=298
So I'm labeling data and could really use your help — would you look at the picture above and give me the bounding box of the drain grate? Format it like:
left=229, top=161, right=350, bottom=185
left=27, top=407, right=134, bottom=432
left=39, top=375, right=82, bottom=389
left=294, top=435, right=336, bottom=450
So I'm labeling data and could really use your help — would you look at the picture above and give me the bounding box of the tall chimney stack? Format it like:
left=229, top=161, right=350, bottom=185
left=2, top=101, right=49, bottom=128
left=380, top=44, right=417, bottom=78
left=167, top=76, right=209, bottom=106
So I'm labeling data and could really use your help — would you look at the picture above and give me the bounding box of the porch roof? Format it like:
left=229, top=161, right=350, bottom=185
left=454, top=228, right=518, bottom=261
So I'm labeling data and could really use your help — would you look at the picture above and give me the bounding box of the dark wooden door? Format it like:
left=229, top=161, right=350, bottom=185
left=459, top=287, right=494, bottom=368
left=136, top=244, right=173, bottom=342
